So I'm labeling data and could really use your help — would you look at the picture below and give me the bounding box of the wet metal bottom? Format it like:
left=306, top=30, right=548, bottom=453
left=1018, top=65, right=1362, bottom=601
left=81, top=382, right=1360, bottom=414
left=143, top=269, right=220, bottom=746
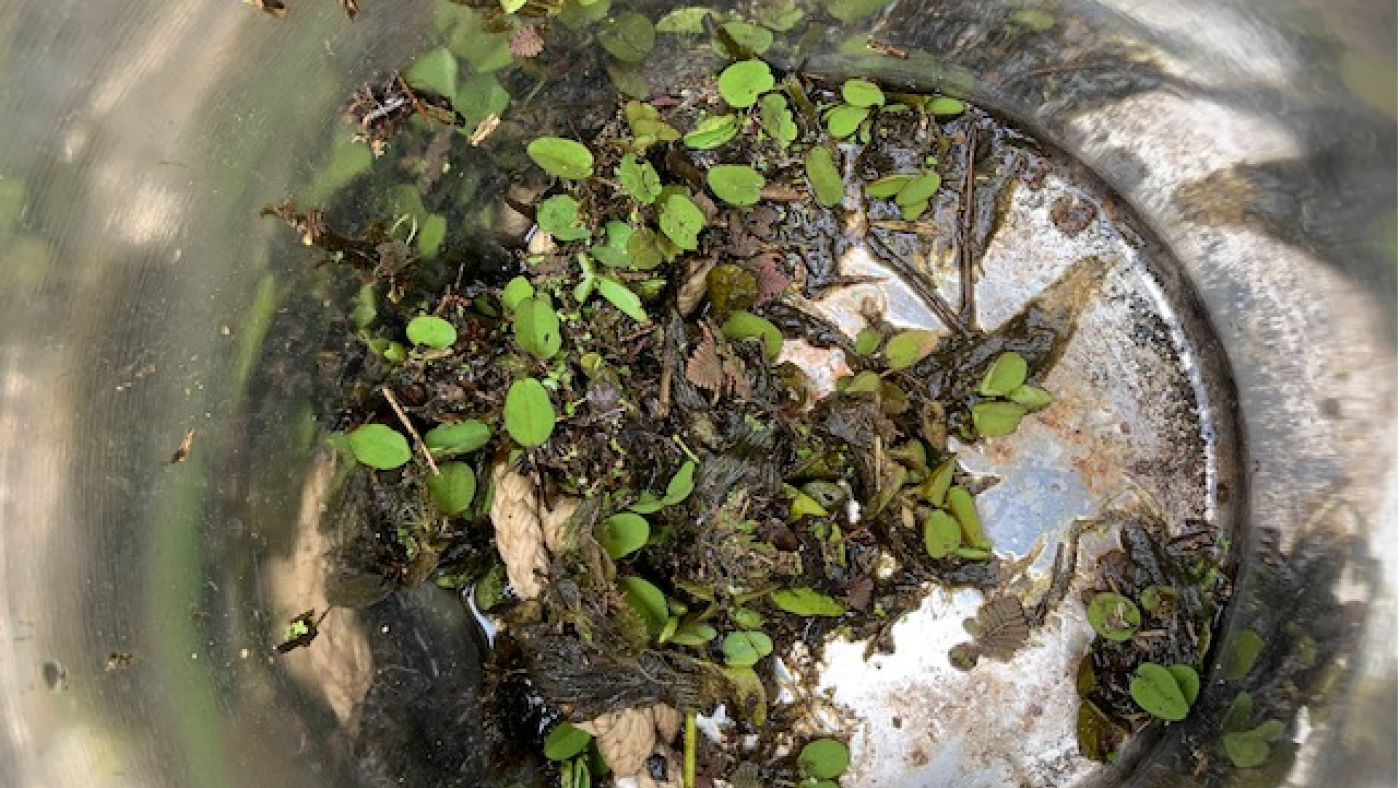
left=778, top=140, right=1238, bottom=788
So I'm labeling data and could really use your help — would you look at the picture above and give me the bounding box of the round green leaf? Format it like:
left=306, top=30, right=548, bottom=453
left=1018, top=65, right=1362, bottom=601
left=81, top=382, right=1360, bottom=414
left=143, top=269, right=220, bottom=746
left=1130, top=662, right=1192, bottom=721
left=598, top=11, right=655, bottom=63
left=347, top=424, right=412, bottom=470
left=841, top=78, right=885, bottom=108
left=717, top=60, right=775, bottom=108
left=544, top=722, right=593, bottom=761
left=798, top=738, right=850, bottom=780
left=895, top=171, right=943, bottom=207
left=618, top=154, right=662, bottom=204
left=504, top=377, right=556, bottom=447
left=770, top=588, right=846, bottom=617
left=598, top=512, right=650, bottom=559
left=514, top=294, right=563, bottom=359
left=804, top=146, right=844, bottom=208
left=426, top=462, right=476, bottom=515
left=825, top=104, right=869, bottom=138
left=979, top=351, right=1029, bottom=397
left=536, top=194, right=592, bottom=241
left=884, top=329, right=938, bottom=369
left=423, top=420, right=492, bottom=457
left=658, top=192, right=705, bottom=250
left=527, top=137, right=595, bottom=180
left=502, top=276, right=535, bottom=311
left=972, top=401, right=1028, bottom=437
left=406, top=315, right=458, bottom=349
left=924, top=509, right=962, bottom=559
left=707, top=164, right=766, bottom=206
left=1087, top=592, right=1141, bottom=641
left=721, top=630, right=774, bottom=667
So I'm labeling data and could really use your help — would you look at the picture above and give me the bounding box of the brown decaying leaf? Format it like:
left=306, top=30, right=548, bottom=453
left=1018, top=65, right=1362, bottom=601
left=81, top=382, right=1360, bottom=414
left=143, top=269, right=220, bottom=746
left=686, top=324, right=725, bottom=395
left=751, top=252, right=789, bottom=306
left=974, top=595, right=1030, bottom=659
left=510, top=25, right=545, bottom=58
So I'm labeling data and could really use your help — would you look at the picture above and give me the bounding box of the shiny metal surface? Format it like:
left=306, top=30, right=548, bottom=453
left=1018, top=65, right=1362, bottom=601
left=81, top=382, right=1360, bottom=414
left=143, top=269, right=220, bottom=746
left=0, top=2, right=1392, bottom=788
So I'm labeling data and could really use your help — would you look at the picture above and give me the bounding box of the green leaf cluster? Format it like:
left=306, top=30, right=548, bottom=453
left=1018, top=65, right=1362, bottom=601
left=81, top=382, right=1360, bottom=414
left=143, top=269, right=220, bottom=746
left=1129, top=662, right=1199, bottom=721
left=970, top=352, right=1053, bottom=438
left=922, top=481, right=993, bottom=560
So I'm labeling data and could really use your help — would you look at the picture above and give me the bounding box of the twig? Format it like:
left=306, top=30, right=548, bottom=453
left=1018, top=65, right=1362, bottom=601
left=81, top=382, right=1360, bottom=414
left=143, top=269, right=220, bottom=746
left=866, top=233, right=966, bottom=335
left=382, top=386, right=440, bottom=475
left=959, top=123, right=979, bottom=330
left=683, top=713, right=698, bottom=788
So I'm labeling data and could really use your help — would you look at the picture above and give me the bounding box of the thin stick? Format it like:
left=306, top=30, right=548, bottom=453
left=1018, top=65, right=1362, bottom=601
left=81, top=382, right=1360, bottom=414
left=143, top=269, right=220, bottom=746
left=866, top=233, right=966, bottom=335
left=959, top=123, right=979, bottom=330
left=382, top=386, right=440, bottom=475
left=683, top=713, right=698, bottom=788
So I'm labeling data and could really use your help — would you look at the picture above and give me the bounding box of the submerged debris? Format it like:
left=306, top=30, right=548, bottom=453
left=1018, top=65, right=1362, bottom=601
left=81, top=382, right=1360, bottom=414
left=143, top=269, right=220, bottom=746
left=261, top=4, right=1234, bottom=786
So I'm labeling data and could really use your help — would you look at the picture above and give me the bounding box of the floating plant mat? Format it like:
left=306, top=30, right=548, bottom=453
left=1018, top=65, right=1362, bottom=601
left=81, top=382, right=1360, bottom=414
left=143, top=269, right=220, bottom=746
left=263, top=3, right=1243, bottom=787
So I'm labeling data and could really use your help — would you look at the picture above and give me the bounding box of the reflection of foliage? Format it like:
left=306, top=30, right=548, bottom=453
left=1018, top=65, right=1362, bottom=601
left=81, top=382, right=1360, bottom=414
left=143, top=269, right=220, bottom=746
left=1127, top=499, right=1377, bottom=787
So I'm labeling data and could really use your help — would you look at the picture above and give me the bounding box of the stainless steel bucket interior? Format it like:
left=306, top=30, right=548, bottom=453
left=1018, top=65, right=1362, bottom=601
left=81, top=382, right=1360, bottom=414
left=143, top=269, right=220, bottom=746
left=0, top=1, right=1392, bottom=787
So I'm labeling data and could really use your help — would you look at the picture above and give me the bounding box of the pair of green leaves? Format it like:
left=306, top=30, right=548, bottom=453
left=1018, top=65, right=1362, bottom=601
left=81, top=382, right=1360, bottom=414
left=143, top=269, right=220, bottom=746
left=721, top=630, right=773, bottom=667
left=825, top=78, right=885, bottom=139
left=971, top=352, right=1053, bottom=438
left=866, top=169, right=942, bottom=221
left=593, top=461, right=697, bottom=559
left=1220, top=692, right=1287, bottom=768
left=350, top=421, right=490, bottom=469
left=1129, top=662, right=1200, bottom=722
left=629, top=460, right=696, bottom=513
left=923, top=482, right=993, bottom=560
left=346, top=426, right=477, bottom=516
